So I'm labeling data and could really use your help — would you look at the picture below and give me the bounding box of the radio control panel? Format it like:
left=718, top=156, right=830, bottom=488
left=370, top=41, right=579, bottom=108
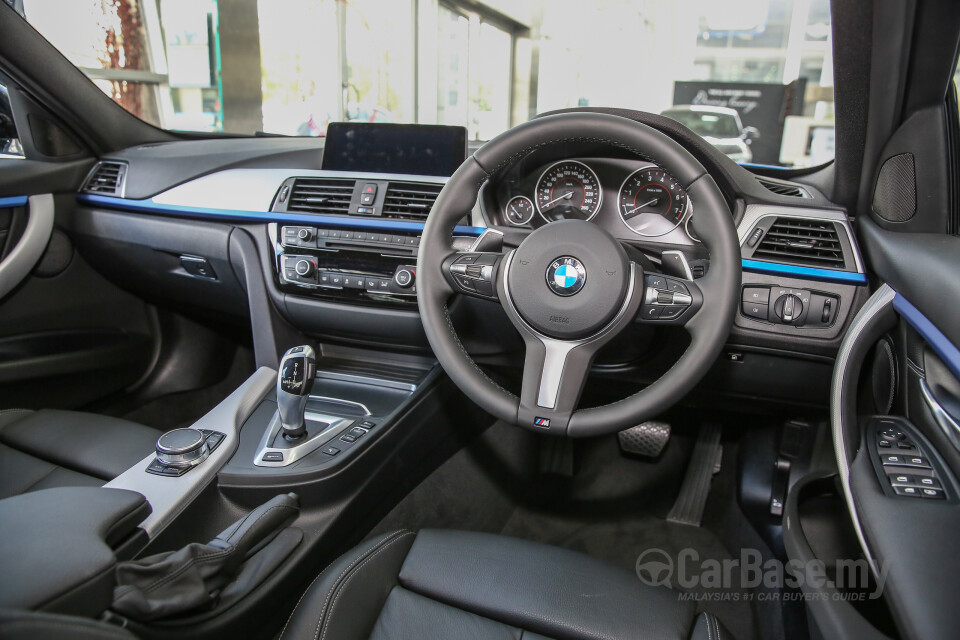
left=273, top=223, right=423, bottom=305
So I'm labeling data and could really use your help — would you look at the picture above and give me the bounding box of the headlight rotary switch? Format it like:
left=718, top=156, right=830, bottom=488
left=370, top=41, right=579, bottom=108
left=774, top=293, right=804, bottom=323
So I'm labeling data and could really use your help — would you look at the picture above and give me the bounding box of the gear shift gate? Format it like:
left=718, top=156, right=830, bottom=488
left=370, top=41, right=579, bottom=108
left=254, top=410, right=354, bottom=467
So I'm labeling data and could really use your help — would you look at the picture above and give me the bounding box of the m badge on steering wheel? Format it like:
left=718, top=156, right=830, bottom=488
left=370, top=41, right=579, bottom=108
left=546, top=257, right=586, bottom=296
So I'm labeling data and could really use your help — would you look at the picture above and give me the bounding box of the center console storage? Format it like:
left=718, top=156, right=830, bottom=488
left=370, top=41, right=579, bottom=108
left=0, top=486, right=150, bottom=617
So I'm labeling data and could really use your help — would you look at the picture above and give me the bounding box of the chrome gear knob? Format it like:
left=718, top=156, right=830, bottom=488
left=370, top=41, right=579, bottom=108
left=277, top=345, right=316, bottom=439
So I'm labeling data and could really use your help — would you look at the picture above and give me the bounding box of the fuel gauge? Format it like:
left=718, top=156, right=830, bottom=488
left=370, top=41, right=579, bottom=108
left=504, top=195, right=535, bottom=226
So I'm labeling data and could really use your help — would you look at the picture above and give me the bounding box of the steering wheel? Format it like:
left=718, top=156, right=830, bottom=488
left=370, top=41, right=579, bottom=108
left=417, top=113, right=740, bottom=437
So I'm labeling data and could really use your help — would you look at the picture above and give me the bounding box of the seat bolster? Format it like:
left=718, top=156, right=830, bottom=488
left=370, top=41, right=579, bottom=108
left=398, top=529, right=698, bottom=640
left=280, top=530, right=417, bottom=640
left=689, top=612, right=733, bottom=640
left=0, top=409, right=160, bottom=480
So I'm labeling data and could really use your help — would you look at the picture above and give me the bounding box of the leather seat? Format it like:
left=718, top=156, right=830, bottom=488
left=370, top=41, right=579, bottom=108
left=280, top=529, right=732, bottom=640
left=0, top=409, right=162, bottom=499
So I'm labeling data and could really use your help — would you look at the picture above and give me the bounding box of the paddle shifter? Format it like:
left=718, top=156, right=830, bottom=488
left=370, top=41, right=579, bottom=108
left=276, top=345, right=316, bottom=440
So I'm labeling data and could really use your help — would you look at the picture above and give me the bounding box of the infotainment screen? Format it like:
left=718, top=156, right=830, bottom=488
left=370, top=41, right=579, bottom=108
left=320, top=122, right=468, bottom=177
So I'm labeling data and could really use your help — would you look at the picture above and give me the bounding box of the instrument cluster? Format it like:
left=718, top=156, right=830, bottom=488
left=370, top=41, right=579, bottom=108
left=492, top=158, right=699, bottom=246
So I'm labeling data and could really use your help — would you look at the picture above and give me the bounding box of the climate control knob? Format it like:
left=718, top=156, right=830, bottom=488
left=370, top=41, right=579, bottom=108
left=295, top=259, right=315, bottom=277
left=394, top=268, right=415, bottom=288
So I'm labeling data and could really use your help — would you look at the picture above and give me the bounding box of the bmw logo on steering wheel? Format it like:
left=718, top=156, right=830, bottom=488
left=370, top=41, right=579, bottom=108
left=546, top=257, right=587, bottom=296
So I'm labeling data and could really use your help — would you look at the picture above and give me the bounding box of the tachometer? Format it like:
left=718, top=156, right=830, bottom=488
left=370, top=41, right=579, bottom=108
left=617, top=167, right=688, bottom=237
left=535, top=161, right=602, bottom=222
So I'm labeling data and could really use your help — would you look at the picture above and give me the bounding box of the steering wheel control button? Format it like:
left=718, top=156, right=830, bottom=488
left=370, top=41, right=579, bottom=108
left=659, top=306, right=685, bottom=320
left=546, top=257, right=587, bottom=297
left=155, top=428, right=209, bottom=469
left=447, top=253, right=499, bottom=299
left=637, top=274, right=698, bottom=324
left=646, top=275, right=667, bottom=289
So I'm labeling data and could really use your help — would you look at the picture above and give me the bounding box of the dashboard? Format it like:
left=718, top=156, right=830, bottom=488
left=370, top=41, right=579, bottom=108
left=66, top=117, right=871, bottom=409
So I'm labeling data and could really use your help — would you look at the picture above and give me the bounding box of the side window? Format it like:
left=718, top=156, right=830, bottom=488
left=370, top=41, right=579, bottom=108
left=0, top=83, right=25, bottom=159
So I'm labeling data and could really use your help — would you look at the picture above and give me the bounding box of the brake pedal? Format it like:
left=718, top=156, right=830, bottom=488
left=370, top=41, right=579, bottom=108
left=618, top=421, right=671, bottom=458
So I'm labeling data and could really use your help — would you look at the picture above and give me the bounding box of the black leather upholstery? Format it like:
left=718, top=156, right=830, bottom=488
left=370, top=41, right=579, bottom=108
left=0, top=487, right=150, bottom=617
left=281, top=530, right=733, bottom=640
left=0, top=409, right=161, bottom=499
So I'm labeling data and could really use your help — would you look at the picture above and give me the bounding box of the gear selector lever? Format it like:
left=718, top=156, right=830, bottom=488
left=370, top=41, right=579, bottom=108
left=277, top=345, right=316, bottom=439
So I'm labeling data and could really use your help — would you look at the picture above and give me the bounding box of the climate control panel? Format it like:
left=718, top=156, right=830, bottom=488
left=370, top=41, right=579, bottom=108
left=273, top=223, right=425, bottom=305
left=740, top=285, right=839, bottom=327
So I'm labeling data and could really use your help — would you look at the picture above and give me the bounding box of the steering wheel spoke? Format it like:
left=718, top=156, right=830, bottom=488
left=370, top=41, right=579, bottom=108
left=515, top=337, right=598, bottom=432
left=500, top=252, right=645, bottom=433
left=634, top=272, right=704, bottom=326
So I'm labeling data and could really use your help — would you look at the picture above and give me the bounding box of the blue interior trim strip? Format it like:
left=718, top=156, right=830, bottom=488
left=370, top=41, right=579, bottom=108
left=741, top=259, right=867, bottom=284
left=894, top=293, right=960, bottom=382
left=76, top=193, right=485, bottom=236
left=741, top=259, right=866, bottom=284
left=738, top=162, right=790, bottom=171
left=0, top=196, right=29, bottom=208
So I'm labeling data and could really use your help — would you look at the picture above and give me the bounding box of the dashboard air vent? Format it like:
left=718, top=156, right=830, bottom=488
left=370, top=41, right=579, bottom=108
left=83, top=161, right=127, bottom=195
left=382, top=182, right=443, bottom=221
left=753, top=217, right=845, bottom=269
left=287, top=178, right=356, bottom=215
left=757, top=178, right=810, bottom=199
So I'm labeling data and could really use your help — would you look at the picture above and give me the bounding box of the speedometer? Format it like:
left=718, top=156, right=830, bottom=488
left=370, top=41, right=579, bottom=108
left=617, top=167, right=688, bottom=237
left=535, top=161, right=602, bottom=222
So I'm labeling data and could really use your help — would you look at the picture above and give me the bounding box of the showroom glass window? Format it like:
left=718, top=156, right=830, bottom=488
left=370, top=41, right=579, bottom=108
left=19, top=0, right=836, bottom=168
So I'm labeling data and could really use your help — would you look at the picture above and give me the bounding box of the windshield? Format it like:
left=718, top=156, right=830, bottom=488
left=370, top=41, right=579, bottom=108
left=18, top=0, right=835, bottom=168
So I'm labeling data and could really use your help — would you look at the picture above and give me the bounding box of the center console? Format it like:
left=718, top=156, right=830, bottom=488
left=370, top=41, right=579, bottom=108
left=266, top=122, right=477, bottom=309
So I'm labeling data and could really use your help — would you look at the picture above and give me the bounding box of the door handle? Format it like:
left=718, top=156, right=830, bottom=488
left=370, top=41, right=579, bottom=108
left=919, top=378, right=960, bottom=451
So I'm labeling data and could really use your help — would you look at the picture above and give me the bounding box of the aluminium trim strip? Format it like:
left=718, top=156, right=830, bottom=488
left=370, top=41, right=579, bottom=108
left=831, top=284, right=896, bottom=578
left=76, top=193, right=485, bottom=236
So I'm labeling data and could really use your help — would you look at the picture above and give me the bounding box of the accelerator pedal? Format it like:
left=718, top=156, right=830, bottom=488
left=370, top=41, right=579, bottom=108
left=667, top=423, right=722, bottom=527
left=618, top=421, right=671, bottom=458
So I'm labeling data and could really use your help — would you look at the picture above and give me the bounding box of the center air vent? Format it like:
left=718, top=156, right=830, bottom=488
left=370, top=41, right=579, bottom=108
left=753, top=217, right=846, bottom=269
left=287, top=178, right=356, bottom=215
left=757, top=178, right=810, bottom=199
left=382, top=182, right=443, bottom=221
left=83, top=161, right=127, bottom=195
